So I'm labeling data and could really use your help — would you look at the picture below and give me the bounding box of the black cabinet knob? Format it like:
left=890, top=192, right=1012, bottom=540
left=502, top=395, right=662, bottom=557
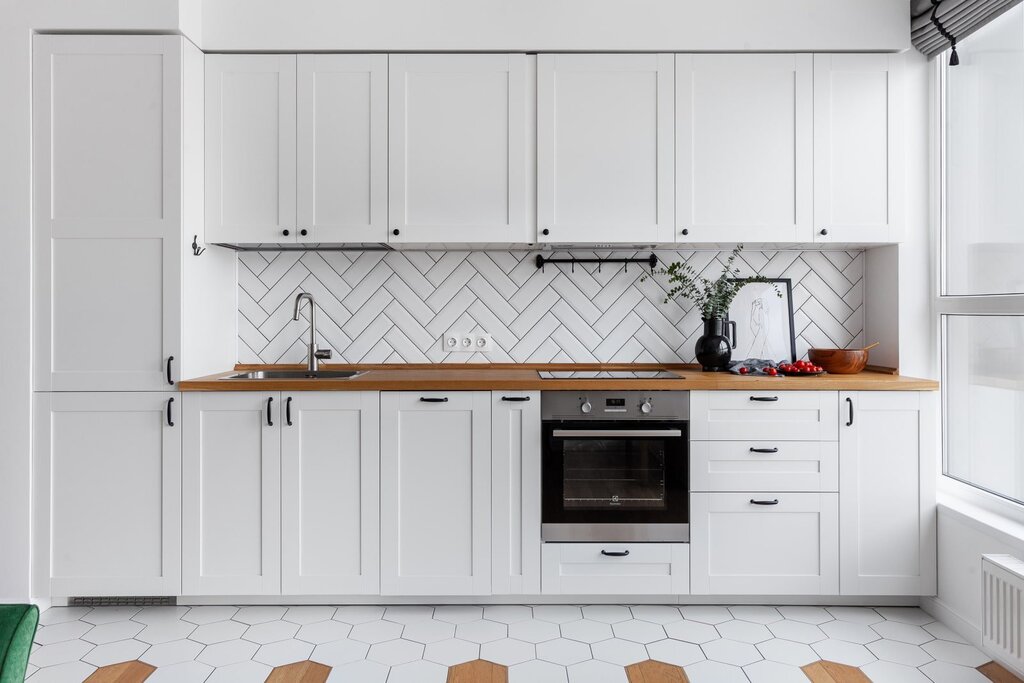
left=681, top=228, right=690, bottom=236
left=820, top=228, right=829, bottom=236
left=392, top=228, right=400, bottom=236
left=300, top=229, right=308, bottom=237
left=542, top=228, right=550, bottom=236
left=282, top=229, right=290, bottom=237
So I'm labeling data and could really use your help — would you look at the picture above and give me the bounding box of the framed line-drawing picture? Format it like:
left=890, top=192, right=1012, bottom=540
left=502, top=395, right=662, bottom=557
left=727, top=278, right=797, bottom=363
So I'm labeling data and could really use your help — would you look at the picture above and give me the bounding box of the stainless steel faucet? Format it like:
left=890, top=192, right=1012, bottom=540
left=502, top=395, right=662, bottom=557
left=293, top=292, right=332, bottom=373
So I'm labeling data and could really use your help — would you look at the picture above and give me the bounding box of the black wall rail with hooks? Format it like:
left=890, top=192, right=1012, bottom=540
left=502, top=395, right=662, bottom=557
left=535, top=253, right=659, bottom=274
left=191, top=235, right=205, bottom=256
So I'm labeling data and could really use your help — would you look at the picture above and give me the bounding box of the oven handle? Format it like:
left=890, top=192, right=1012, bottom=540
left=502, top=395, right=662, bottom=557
left=551, top=429, right=683, bottom=438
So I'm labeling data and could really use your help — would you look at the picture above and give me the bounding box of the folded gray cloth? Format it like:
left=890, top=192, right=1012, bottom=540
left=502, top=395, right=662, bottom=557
left=728, top=358, right=783, bottom=375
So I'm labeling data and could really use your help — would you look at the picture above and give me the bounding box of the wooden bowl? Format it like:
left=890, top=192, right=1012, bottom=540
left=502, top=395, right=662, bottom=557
left=808, top=348, right=869, bottom=374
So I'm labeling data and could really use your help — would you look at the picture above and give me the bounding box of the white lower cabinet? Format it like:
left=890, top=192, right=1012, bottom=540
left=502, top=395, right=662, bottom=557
left=491, top=392, right=542, bottom=595
left=380, top=392, right=492, bottom=595
left=690, top=492, right=839, bottom=595
left=183, top=392, right=281, bottom=595
left=839, top=391, right=937, bottom=596
left=282, top=392, right=380, bottom=595
left=34, top=392, right=181, bottom=596
left=542, top=544, right=689, bottom=595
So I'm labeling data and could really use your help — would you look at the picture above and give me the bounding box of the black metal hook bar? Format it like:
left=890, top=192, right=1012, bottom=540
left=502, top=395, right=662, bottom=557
left=534, top=253, right=658, bottom=273
left=192, top=235, right=206, bottom=256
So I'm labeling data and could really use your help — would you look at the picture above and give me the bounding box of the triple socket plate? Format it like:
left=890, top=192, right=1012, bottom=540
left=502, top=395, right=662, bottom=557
left=442, top=332, right=493, bottom=353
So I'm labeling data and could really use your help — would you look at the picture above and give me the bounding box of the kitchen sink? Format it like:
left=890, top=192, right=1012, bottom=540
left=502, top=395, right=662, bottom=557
left=224, top=370, right=365, bottom=380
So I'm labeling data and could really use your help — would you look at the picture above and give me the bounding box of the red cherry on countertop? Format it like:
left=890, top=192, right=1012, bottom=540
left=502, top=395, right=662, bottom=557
left=766, top=368, right=778, bottom=376
left=738, top=367, right=749, bottom=375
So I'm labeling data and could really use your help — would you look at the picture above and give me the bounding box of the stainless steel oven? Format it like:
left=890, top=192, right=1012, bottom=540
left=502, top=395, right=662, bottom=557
left=541, top=391, right=689, bottom=542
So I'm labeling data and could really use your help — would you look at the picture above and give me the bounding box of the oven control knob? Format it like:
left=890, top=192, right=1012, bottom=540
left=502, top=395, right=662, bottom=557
left=580, top=400, right=592, bottom=414
left=640, top=400, right=653, bottom=414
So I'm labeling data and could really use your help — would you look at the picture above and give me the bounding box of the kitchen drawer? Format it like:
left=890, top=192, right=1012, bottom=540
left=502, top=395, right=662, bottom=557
left=690, top=441, right=838, bottom=492
left=690, top=391, right=838, bottom=441
left=541, top=543, right=689, bottom=595
left=690, top=492, right=838, bottom=595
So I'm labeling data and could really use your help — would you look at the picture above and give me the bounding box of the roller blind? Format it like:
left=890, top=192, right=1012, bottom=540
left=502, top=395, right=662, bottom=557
left=912, top=0, right=1023, bottom=57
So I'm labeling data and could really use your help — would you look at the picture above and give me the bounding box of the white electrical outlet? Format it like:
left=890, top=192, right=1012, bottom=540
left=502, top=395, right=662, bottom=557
left=460, top=334, right=475, bottom=350
left=442, top=334, right=459, bottom=352
left=475, top=333, right=492, bottom=353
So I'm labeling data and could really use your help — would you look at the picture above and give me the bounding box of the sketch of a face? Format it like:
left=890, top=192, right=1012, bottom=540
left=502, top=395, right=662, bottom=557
left=749, top=296, right=773, bottom=359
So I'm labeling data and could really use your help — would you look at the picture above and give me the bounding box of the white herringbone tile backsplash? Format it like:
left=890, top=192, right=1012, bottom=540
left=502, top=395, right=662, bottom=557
left=237, top=250, right=865, bottom=364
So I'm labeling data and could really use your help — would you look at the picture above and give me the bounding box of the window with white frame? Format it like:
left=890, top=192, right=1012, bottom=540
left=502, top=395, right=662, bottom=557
left=941, top=3, right=1024, bottom=503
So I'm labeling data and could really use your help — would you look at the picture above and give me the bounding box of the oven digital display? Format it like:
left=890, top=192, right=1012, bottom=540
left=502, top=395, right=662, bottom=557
left=605, top=398, right=625, bottom=407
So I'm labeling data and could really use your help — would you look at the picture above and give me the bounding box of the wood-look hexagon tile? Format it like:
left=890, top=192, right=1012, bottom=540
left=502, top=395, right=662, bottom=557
left=253, top=638, right=315, bottom=667
left=664, top=621, right=719, bottom=644
left=480, top=638, right=536, bottom=666
left=366, top=638, right=424, bottom=666
left=333, top=606, right=385, bottom=625
left=581, top=606, right=632, bottom=624
left=422, top=638, right=479, bottom=666
left=629, top=606, right=682, bottom=625
left=434, top=606, right=484, bottom=624
left=766, top=620, right=826, bottom=644
left=776, top=606, right=833, bottom=625
left=83, top=660, right=155, bottom=683
left=283, top=606, right=336, bottom=625
left=802, top=660, right=873, bottom=683
left=484, top=606, right=534, bottom=624
left=295, top=620, right=352, bottom=645
left=309, top=638, right=369, bottom=667
left=82, top=620, right=145, bottom=645
left=645, top=638, right=705, bottom=667
left=81, top=639, right=149, bottom=667
left=243, top=620, right=299, bottom=645
left=190, top=619, right=247, bottom=645
left=206, top=660, right=272, bottom=683
left=561, top=619, right=613, bottom=644
left=265, top=660, right=331, bottom=683
left=182, top=606, right=239, bottom=625
left=679, top=606, right=732, bottom=625
left=625, top=660, right=687, bottom=683
left=683, top=659, right=748, bottom=683
left=447, top=659, right=509, bottom=683
left=567, top=658, right=627, bottom=683
left=139, top=638, right=204, bottom=667
left=386, top=659, right=447, bottom=683
left=234, top=606, right=287, bottom=625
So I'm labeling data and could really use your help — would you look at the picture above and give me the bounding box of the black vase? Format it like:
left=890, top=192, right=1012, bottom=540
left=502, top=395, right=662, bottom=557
left=695, top=317, right=735, bottom=372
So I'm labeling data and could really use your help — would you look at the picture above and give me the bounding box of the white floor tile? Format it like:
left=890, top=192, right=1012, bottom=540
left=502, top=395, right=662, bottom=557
left=480, top=638, right=536, bottom=665
left=767, top=619, right=826, bottom=644
left=876, top=607, right=935, bottom=626
left=139, top=638, right=204, bottom=667
left=401, top=619, right=455, bottom=644
left=922, top=639, right=990, bottom=667
left=196, top=639, right=259, bottom=667
left=333, top=605, right=385, bottom=624
left=532, top=606, right=583, bottom=624
left=645, top=638, right=705, bottom=666
left=664, top=620, right=719, bottom=644
left=349, top=619, right=403, bottom=644
left=325, top=658, right=389, bottom=683
left=702, top=638, right=763, bottom=666
left=422, top=638, right=479, bottom=666
left=233, top=606, right=287, bottom=625
left=923, top=621, right=969, bottom=644
left=679, top=606, right=733, bottom=625
left=455, top=619, right=507, bottom=644
left=35, top=621, right=91, bottom=645
left=242, top=620, right=299, bottom=644
left=144, top=660, right=214, bottom=683
left=81, top=620, right=144, bottom=645
left=868, top=638, right=935, bottom=667
left=30, top=639, right=94, bottom=667
left=873, top=620, right=935, bottom=645
left=919, top=660, right=991, bottom=683
left=81, top=638, right=148, bottom=666
left=756, top=638, right=818, bottom=666
left=826, top=606, right=883, bottom=625
left=24, top=661, right=96, bottom=683
left=567, top=659, right=628, bottom=683
left=282, top=606, right=336, bottom=625
left=811, top=638, right=877, bottom=667
left=509, top=619, right=561, bottom=643
left=590, top=638, right=648, bottom=666
left=133, top=607, right=191, bottom=625
left=777, top=606, right=833, bottom=625
left=191, top=620, right=247, bottom=645
left=561, top=619, right=613, bottom=644
left=717, top=619, right=772, bottom=644
left=862, top=660, right=933, bottom=683
left=433, top=605, right=483, bottom=624
left=182, top=606, right=239, bottom=625
left=820, top=619, right=881, bottom=644
left=612, top=620, right=666, bottom=644
left=744, top=660, right=810, bottom=683
left=387, top=659, right=447, bottom=683
left=252, top=638, right=314, bottom=667
left=630, top=605, right=683, bottom=625
left=383, top=606, right=434, bottom=624
left=581, top=606, right=632, bottom=624
left=536, top=638, right=591, bottom=665
left=729, top=606, right=783, bottom=624
left=684, top=659, right=749, bottom=683
left=295, top=619, right=352, bottom=645
left=509, top=659, right=569, bottom=683
left=137, top=620, right=197, bottom=645
left=81, top=607, right=141, bottom=625
left=483, top=605, right=533, bottom=624
left=310, top=638, right=370, bottom=667
left=367, top=638, right=424, bottom=666
left=38, top=608, right=91, bottom=626
left=205, top=660, right=272, bottom=683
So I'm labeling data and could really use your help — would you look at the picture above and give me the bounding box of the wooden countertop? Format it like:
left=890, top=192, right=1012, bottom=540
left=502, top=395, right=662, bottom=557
left=179, top=363, right=940, bottom=392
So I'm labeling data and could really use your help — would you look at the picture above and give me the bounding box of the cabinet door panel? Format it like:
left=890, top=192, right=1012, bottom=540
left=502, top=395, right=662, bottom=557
left=690, top=440, right=839, bottom=492
left=690, top=391, right=839, bottom=441
left=297, top=55, right=387, bottom=244
left=33, top=36, right=181, bottom=391
left=34, top=392, right=180, bottom=596
left=839, top=391, right=936, bottom=595
left=676, top=54, right=812, bottom=243
left=814, top=54, right=904, bottom=243
left=183, top=392, right=281, bottom=595
left=389, top=54, right=531, bottom=243
left=206, top=55, right=296, bottom=244
left=538, top=53, right=674, bottom=244
left=491, top=392, right=541, bottom=595
left=541, top=543, right=689, bottom=595
left=381, top=392, right=491, bottom=595
left=282, top=392, right=380, bottom=595
left=691, top=492, right=838, bottom=595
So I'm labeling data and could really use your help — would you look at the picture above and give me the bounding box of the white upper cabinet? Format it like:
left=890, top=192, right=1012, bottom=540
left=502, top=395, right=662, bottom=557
left=297, top=55, right=388, bottom=244
left=676, top=54, right=813, bottom=243
left=380, top=392, right=492, bottom=595
left=388, top=54, right=532, bottom=244
left=206, top=55, right=297, bottom=244
left=33, top=36, right=183, bottom=391
left=35, top=392, right=181, bottom=597
left=814, top=54, right=905, bottom=243
left=281, top=392, right=380, bottom=595
left=839, top=391, right=937, bottom=596
left=538, top=54, right=674, bottom=244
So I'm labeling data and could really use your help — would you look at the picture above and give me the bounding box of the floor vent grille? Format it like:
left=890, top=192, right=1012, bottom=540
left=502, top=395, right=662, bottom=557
left=68, top=596, right=176, bottom=607
left=982, top=554, right=1024, bottom=674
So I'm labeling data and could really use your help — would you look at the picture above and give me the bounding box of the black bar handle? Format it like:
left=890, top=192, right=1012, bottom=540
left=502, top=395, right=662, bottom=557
left=501, top=396, right=531, bottom=402
left=286, top=396, right=293, bottom=426
left=749, top=447, right=779, bottom=454
left=846, top=396, right=854, bottom=426
left=750, top=499, right=780, bottom=506
left=166, top=356, right=174, bottom=385
left=749, top=396, right=779, bottom=402
left=267, top=396, right=274, bottom=426
left=166, top=397, right=175, bottom=427
left=600, top=549, right=630, bottom=557
left=420, top=397, right=449, bottom=403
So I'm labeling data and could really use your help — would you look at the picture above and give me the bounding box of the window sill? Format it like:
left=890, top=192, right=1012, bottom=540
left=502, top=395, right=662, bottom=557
left=939, top=477, right=1024, bottom=548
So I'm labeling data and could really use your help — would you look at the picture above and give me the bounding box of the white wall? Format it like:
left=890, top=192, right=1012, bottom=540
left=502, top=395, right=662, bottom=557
left=199, top=0, right=910, bottom=52
left=0, top=0, right=181, bottom=601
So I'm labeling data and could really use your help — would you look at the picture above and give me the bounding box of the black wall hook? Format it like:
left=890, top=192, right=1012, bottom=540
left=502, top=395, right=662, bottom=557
left=535, top=253, right=658, bottom=273
left=191, top=235, right=206, bottom=256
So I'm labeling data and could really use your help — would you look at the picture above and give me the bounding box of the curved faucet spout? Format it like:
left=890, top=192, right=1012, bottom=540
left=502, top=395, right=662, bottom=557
left=292, top=292, right=331, bottom=372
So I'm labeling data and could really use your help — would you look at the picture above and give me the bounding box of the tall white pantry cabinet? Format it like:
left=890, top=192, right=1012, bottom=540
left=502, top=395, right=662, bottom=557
left=32, top=35, right=234, bottom=597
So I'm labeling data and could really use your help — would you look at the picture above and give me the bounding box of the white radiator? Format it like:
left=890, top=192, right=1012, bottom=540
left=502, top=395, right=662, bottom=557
left=982, top=554, right=1024, bottom=672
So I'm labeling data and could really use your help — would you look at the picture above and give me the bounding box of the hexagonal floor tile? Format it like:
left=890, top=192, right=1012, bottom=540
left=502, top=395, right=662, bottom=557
left=561, top=619, right=613, bottom=644
left=333, top=606, right=385, bottom=624
left=35, top=620, right=91, bottom=645
left=683, top=659, right=748, bottom=683
left=133, top=606, right=190, bottom=625
left=756, top=638, right=819, bottom=667
left=84, top=660, right=155, bottom=683
left=366, top=638, right=424, bottom=666
left=423, top=638, right=479, bottom=666
left=243, top=620, right=299, bottom=644
left=729, top=606, right=782, bottom=625
left=702, top=638, right=762, bottom=666
left=716, top=620, right=772, bottom=644
left=295, top=619, right=352, bottom=645
left=309, top=638, right=369, bottom=667
left=612, top=620, right=665, bottom=644
left=38, top=607, right=91, bottom=626
left=196, top=639, right=259, bottom=667
left=861, top=659, right=933, bottom=683
left=801, top=660, right=874, bottom=683
left=767, top=619, right=827, bottom=644
left=383, top=606, right=434, bottom=624
left=867, top=638, right=934, bottom=667
left=233, top=606, right=287, bottom=625
left=81, top=639, right=148, bottom=667
left=282, top=606, right=336, bottom=625
left=82, top=620, right=144, bottom=645
left=455, top=619, right=508, bottom=644
left=264, top=660, right=331, bottom=683
left=253, top=638, right=315, bottom=667
left=875, top=607, right=935, bottom=626
left=664, top=620, right=719, bottom=644
left=590, top=638, right=648, bottom=666
left=139, top=638, right=204, bottom=667
left=825, top=607, right=883, bottom=625
left=811, top=639, right=877, bottom=668
left=743, top=660, right=808, bottom=683
left=509, top=619, right=561, bottom=644
left=581, top=605, right=632, bottom=624
left=777, top=606, right=833, bottom=625
left=349, top=619, right=403, bottom=644
left=145, top=660, right=214, bottom=683
left=81, top=607, right=141, bottom=625
left=447, top=659, right=509, bottom=683
left=923, top=622, right=969, bottom=644
left=921, top=639, right=990, bottom=667
left=25, top=661, right=96, bottom=683
left=484, top=605, right=534, bottom=624
left=191, top=619, right=248, bottom=645
left=567, top=658, right=628, bottom=683
left=872, top=620, right=934, bottom=646
left=30, top=639, right=94, bottom=667
left=679, top=606, right=733, bottom=625
left=629, top=605, right=682, bottom=625
left=625, top=659, right=687, bottom=682
left=325, top=658, right=389, bottom=683
left=820, top=620, right=881, bottom=645
left=508, top=658, right=567, bottom=683
left=136, top=619, right=197, bottom=645
left=401, top=619, right=456, bottom=644
left=182, top=606, right=239, bottom=625
left=645, top=638, right=705, bottom=667
left=480, top=638, right=536, bottom=665
left=387, top=659, right=448, bottom=683
left=536, top=637, right=591, bottom=666
left=434, top=605, right=484, bottom=624
left=206, top=660, right=272, bottom=683
left=532, top=606, right=583, bottom=624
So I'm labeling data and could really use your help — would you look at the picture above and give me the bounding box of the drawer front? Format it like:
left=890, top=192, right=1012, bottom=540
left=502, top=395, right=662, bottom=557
left=690, top=492, right=838, bottom=595
left=690, top=441, right=838, bottom=492
left=690, top=391, right=839, bottom=441
left=541, top=543, right=689, bottom=595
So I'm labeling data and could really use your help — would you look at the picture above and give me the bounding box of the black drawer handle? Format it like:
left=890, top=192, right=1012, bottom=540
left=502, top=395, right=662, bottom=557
left=501, top=396, right=531, bottom=402
left=420, top=397, right=449, bottom=403
left=166, top=397, right=175, bottom=427
left=749, top=396, right=779, bottom=402
left=846, top=397, right=854, bottom=427
left=601, top=549, right=630, bottom=557
left=750, top=499, right=780, bottom=506
left=749, top=447, right=779, bottom=454
left=267, top=396, right=274, bottom=426
left=286, top=396, right=293, bottom=426
left=166, top=356, right=174, bottom=385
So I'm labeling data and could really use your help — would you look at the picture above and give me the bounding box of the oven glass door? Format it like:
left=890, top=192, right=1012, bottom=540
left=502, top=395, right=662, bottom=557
left=542, top=421, right=688, bottom=526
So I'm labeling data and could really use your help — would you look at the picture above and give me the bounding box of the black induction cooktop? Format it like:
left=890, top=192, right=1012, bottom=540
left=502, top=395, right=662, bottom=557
left=537, top=370, right=682, bottom=380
